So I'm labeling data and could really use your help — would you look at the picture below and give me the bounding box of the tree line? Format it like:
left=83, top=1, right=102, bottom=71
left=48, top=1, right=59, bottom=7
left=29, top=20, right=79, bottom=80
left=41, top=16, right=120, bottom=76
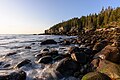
left=45, top=7, right=120, bottom=35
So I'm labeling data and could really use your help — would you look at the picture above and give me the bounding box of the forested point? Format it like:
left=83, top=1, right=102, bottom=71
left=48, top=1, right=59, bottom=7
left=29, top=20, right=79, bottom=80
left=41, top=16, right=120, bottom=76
left=45, top=7, right=120, bottom=35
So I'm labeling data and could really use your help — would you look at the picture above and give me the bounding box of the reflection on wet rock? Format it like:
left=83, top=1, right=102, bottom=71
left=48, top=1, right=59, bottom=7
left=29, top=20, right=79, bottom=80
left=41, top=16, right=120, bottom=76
left=14, top=59, right=31, bottom=68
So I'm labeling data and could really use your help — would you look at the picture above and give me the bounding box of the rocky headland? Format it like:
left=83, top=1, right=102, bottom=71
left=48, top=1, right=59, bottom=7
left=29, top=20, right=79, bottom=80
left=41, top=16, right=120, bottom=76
left=0, top=7, right=120, bottom=80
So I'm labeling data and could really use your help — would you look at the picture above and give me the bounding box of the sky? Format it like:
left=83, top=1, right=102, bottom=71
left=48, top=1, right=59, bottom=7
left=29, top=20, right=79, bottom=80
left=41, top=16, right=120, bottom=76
left=0, top=0, right=120, bottom=34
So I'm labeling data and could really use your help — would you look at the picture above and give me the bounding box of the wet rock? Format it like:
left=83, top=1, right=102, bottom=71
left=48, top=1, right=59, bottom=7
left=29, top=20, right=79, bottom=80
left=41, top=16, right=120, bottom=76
left=71, top=52, right=88, bottom=64
left=49, top=49, right=59, bottom=57
left=69, top=47, right=80, bottom=54
left=53, top=55, right=64, bottom=61
left=5, top=52, right=17, bottom=57
left=41, top=48, right=59, bottom=57
left=25, top=46, right=31, bottom=49
left=3, top=64, right=11, bottom=68
left=0, top=69, right=26, bottom=80
left=41, top=39, right=57, bottom=45
left=41, top=48, right=49, bottom=53
left=35, top=53, right=42, bottom=61
left=83, top=48, right=93, bottom=56
left=79, top=64, right=93, bottom=75
left=93, top=40, right=108, bottom=52
left=97, top=60, right=120, bottom=80
left=38, top=56, right=53, bottom=64
left=55, top=58, right=79, bottom=77
left=14, top=59, right=31, bottom=68
left=35, top=69, right=63, bottom=80
left=62, top=53, right=71, bottom=58
left=36, top=49, right=59, bottom=61
left=82, top=72, right=111, bottom=80
left=62, top=39, right=71, bottom=45
left=93, top=43, right=106, bottom=52
left=40, top=48, right=50, bottom=56
left=94, top=45, right=120, bottom=63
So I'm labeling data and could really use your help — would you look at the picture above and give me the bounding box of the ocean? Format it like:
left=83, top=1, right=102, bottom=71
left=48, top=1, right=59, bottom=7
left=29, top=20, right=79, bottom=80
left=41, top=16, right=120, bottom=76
left=0, top=34, right=77, bottom=80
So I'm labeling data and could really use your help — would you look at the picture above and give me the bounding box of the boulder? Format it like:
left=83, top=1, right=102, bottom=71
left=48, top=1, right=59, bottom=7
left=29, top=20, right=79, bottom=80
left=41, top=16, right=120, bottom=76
left=93, top=40, right=108, bottom=52
left=41, top=48, right=49, bottom=54
left=35, top=49, right=59, bottom=61
left=49, top=49, right=59, bottom=57
left=79, top=64, right=93, bottom=75
left=14, top=59, right=31, bottom=68
left=79, top=48, right=93, bottom=57
left=71, top=52, right=88, bottom=64
left=69, top=47, right=80, bottom=54
left=53, top=55, right=64, bottom=61
left=94, top=45, right=120, bottom=63
left=55, top=58, right=79, bottom=77
left=0, top=69, right=26, bottom=80
left=37, top=56, right=53, bottom=64
left=35, top=53, right=43, bottom=61
left=97, top=60, right=120, bottom=80
left=41, top=39, right=57, bottom=45
left=40, top=48, right=50, bottom=56
left=82, top=72, right=111, bottom=80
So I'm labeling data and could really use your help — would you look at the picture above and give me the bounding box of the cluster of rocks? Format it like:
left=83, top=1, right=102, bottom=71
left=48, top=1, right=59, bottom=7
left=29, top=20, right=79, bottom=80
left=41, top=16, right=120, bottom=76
left=36, top=27, right=120, bottom=80
left=0, top=27, right=120, bottom=80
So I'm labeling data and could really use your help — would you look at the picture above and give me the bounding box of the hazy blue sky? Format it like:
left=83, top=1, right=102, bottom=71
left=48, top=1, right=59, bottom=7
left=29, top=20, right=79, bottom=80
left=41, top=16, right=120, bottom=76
left=0, top=0, right=119, bottom=34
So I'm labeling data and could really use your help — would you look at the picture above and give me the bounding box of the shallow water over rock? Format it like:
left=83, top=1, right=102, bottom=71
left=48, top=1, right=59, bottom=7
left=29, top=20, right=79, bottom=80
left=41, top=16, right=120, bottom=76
left=0, top=34, right=77, bottom=80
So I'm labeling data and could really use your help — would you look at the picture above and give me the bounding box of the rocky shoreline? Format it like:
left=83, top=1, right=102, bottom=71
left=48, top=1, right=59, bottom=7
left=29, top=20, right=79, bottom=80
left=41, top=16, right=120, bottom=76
left=0, top=27, right=120, bottom=80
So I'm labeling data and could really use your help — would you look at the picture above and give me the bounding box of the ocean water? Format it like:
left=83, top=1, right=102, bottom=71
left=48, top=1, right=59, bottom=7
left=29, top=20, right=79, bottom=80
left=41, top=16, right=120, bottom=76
left=0, top=34, right=77, bottom=80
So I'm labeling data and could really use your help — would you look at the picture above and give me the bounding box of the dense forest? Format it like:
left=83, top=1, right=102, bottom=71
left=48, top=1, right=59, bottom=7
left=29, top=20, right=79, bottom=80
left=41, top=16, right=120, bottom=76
left=45, top=7, right=120, bottom=35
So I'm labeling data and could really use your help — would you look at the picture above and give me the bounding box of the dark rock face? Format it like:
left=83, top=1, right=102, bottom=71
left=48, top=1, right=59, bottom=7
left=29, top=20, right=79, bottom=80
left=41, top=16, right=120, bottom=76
left=36, top=48, right=59, bottom=60
left=53, top=55, right=65, bottom=61
left=3, top=64, right=11, bottom=68
left=41, top=48, right=49, bottom=53
left=35, top=53, right=43, bottom=61
left=55, top=58, right=79, bottom=77
left=93, top=40, right=108, bottom=53
left=71, top=52, right=88, bottom=64
left=41, top=39, right=57, bottom=45
left=69, top=47, right=92, bottom=64
left=5, top=52, right=17, bottom=57
left=82, top=48, right=93, bottom=56
left=0, top=70, right=26, bottom=80
left=79, top=64, right=93, bottom=75
left=82, top=72, right=111, bottom=80
left=69, top=47, right=80, bottom=54
left=25, top=46, right=31, bottom=49
left=14, top=59, right=31, bottom=68
left=41, top=48, right=59, bottom=57
left=38, top=56, right=53, bottom=64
